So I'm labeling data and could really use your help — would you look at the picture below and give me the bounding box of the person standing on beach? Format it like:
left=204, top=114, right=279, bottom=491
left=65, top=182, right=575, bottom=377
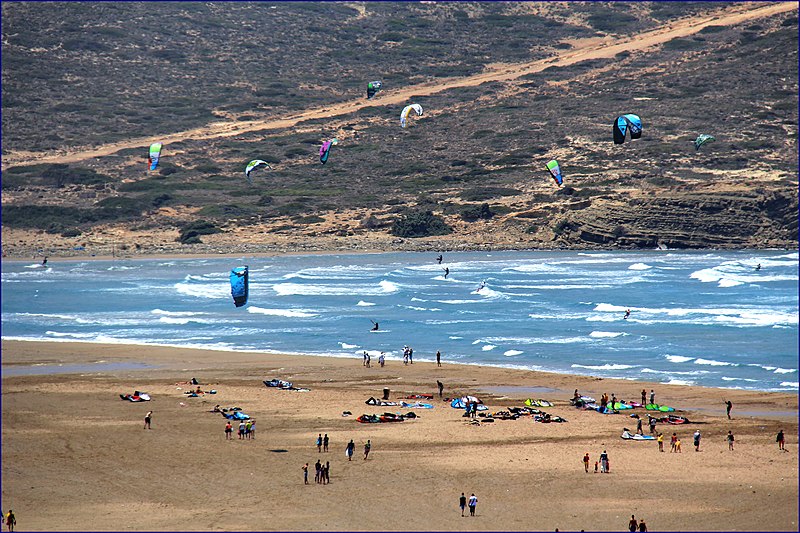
left=649, top=389, right=655, bottom=405
left=323, top=434, right=329, bottom=452
left=363, top=351, right=368, bottom=366
left=250, top=420, right=256, bottom=440
left=600, top=450, right=609, bottom=473
left=346, top=439, right=355, bottom=460
left=459, top=493, right=467, bottom=517
left=777, top=429, right=785, bottom=451
left=725, top=400, right=733, bottom=419
left=727, top=431, right=735, bottom=451
left=245, top=420, right=252, bottom=440
left=437, top=380, right=444, bottom=398
left=641, top=389, right=647, bottom=405
left=5, top=510, right=14, bottom=533
left=238, top=420, right=245, bottom=440
left=436, top=350, right=442, bottom=367
left=324, top=461, right=330, bottom=484
left=693, top=430, right=701, bottom=451
left=364, top=439, right=371, bottom=460
left=670, top=433, right=678, bottom=453
left=225, top=421, right=232, bottom=440
left=676, top=437, right=682, bottom=453
left=657, top=432, right=664, bottom=452
left=303, top=463, right=309, bottom=485
left=636, top=417, right=643, bottom=435
left=144, top=411, right=152, bottom=430
left=638, top=518, right=647, bottom=532
left=628, top=515, right=638, bottom=532
left=365, top=352, right=371, bottom=368
left=314, top=460, right=322, bottom=483
left=317, top=433, right=323, bottom=452
left=468, top=494, right=477, bottom=516
left=583, top=452, right=590, bottom=473
left=648, top=415, right=657, bottom=435
left=408, top=347, right=413, bottom=364
left=379, top=352, right=385, bottom=367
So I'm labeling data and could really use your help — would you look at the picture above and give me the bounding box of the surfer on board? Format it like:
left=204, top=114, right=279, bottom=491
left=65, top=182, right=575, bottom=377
left=370, top=320, right=379, bottom=331
left=443, top=267, right=449, bottom=279
left=624, top=309, right=631, bottom=320
left=42, top=256, right=48, bottom=266
left=436, top=254, right=443, bottom=264
left=755, top=263, right=761, bottom=271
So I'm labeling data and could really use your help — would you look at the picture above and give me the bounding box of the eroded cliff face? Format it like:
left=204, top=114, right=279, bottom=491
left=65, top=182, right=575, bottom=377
left=548, top=186, right=798, bottom=250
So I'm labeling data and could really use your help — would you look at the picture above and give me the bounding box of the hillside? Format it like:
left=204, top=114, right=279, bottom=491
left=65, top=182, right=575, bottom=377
left=1, top=1, right=797, bottom=257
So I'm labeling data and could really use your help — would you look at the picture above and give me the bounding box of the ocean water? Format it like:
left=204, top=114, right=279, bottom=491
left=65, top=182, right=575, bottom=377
left=2, top=250, right=797, bottom=392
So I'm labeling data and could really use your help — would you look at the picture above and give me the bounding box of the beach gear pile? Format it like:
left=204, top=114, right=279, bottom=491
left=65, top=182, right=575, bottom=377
left=220, top=407, right=250, bottom=420
left=357, top=412, right=418, bottom=423
left=621, top=429, right=656, bottom=440
left=263, top=379, right=310, bottom=392
left=524, top=398, right=554, bottom=408
left=365, top=397, right=398, bottom=406
left=120, top=391, right=150, bottom=402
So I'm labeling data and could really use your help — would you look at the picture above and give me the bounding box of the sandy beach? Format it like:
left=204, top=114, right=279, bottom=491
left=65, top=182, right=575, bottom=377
left=1, top=340, right=797, bottom=531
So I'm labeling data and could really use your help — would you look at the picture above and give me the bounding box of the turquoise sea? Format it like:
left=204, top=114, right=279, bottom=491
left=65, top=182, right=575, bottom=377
left=2, top=250, right=797, bottom=392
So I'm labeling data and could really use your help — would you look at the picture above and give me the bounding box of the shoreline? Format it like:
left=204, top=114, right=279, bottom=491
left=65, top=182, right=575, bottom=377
left=3, top=337, right=799, bottom=396
left=4, top=340, right=798, bottom=410
left=2, top=339, right=797, bottom=531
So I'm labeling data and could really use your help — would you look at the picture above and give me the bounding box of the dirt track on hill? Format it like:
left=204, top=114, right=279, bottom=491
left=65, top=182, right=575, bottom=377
left=1, top=1, right=795, bottom=170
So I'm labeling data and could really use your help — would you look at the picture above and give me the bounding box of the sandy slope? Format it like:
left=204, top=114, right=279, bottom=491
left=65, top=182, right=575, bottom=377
left=2, top=2, right=795, bottom=170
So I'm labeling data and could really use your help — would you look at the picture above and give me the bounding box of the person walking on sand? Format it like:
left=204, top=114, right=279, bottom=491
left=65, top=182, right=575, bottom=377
left=777, top=429, right=786, bottom=451
left=323, top=434, right=329, bottom=452
left=459, top=493, right=467, bottom=517
left=317, top=433, right=323, bottom=452
left=363, top=351, right=368, bottom=366
left=600, top=450, right=609, bottom=473
left=693, top=430, right=701, bottom=451
left=648, top=415, right=657, bottom=435
left=346, top=439, right=355, bottom=460
left=144, top=410, right=152, bottom=429
left=725, top=400, right=733, bottom=419
left=628, top=515, right=638, bottom=532
left=314, top=460, right=322, bottom=484
left=436, top=350, right=442, bottom=367
left=437, top=380, right=444, bottom=399
left=250, top=419, right=256, bottom=440
left=303, top=463, right=309, bottom=485
left=636, top=417, right=643, bottom=435
left=5, top=510, right=14, bottom=533
left=379, top=352, right=385, bottom=367
left=670, top=432, right=678, bottom=453
left=225, top=421, right=232, bottom=440
left=583, top=452, right=590, bottom=473
left=638, top=518, right=647, bottom=532
left=364, top=439, right=371, bottom=460
left=468, top=493, right=477, bottom=516
left=657, top=432, right=664, bottom=452
left=727, top=431, right=735, bottom=451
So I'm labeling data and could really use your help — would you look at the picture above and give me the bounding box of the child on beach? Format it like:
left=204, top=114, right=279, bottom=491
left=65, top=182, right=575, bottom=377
left=676, top=438, right=682, bottom=452
left=594, top=461, right=598, bottom=473
left=657, top=433, right=664, bottom=452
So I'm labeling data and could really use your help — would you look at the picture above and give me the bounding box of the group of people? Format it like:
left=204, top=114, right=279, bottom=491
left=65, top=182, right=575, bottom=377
left=343, top=438, right=371, bottom=460
left=304, top=460, right=330, bottom=485
left=582, top=450, right=610, bottom=473
left=628, top=515, right=647, bottom=532
left=2, top=510, right=16, bottom=532
left=225, top=419, right=256, bottom=440
left=361, top=351, right=386, bottom=367
left=316, top=433, right=330, bottom=452
left=402, top=345, right=414, bottom=365
left=458, top=493, right=478, bottom=517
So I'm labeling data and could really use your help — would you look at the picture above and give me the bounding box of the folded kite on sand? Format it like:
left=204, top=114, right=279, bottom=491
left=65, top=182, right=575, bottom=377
left=366, top=397, right=398, bottom=406
left=120, top=391, right=150, bottom=402
left=645, top=403, right=676, bottom=412
left=401, top=401, right=434, bottom=409
left=263, top=379, right=310, bottom=392
left=621, top=429, right=656, bottom=440
left=524, top=398, right=554, bottom=408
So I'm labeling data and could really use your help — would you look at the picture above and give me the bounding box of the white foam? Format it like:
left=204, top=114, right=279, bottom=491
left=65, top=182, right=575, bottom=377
left=151, top=309, right=203, bottom=317
left=357, top=301, right=375, bottom=306
left=504, top=350, right=523, bottom=356
left=174, top=280, right=229, bottom=299
left=779, top=382, right=799, bottom=388
left=628, top=263, right=652, bottom=270
left=665, top=355, right=694, bottom=363
left=721, top=377, right=758, bottom=382
left=45, top=331, right=96, bottom=339
left=248, top=306, right=318, bottom=318
left=662, top=379, right=695, bottom=386
left=482, top=345, right=496, bottom=351
left=449, top=336, right=463, bottom=340
left=773, top=368, right=797, bottom=374
left=589, top=331, right=627, bottom=338
left=571, top=363, right=636, bottom=371
left=158, top=317, right=215, bottom=325
left=273, top=281, right=398, bottom=296
left=718, top=278, right=743, bottom=288
left=694, top=358, right=738, bottom=367
left=339, top=342, right=359, bottom=349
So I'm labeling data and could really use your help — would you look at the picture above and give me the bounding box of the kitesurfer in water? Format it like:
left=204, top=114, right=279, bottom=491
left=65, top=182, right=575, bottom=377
left=41, top=256, right=48, bottom=266
left=443, top=267, right=449, bottom=279
left=436, top=254, right=443, bottom=264
left=755, top=263, right=761, bottom=271
left=477, top=280, right=486, bottom=291
left=371, top=320, right=379, bottom=331
left=624, top=309, right=631, bottom=320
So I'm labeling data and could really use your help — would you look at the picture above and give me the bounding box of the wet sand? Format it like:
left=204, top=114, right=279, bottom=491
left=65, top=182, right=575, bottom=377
left=1, top=340, right=798, bottom=531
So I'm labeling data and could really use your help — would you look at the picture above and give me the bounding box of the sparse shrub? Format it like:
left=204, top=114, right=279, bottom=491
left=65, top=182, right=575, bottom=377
left=460, top=203, right=494, bottom=222
left=390, top=210, right=452, bottom=238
